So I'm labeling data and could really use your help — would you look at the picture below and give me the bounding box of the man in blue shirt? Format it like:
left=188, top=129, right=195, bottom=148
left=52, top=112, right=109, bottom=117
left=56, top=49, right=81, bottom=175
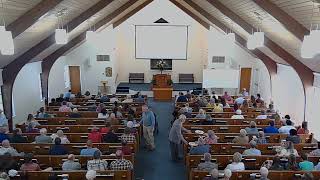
left=264, top=121, right=279, bottom=134
left=63, top=90, right=72, bottom=99
left=80, top=140, right=100, bottom=156
left=176, top=92, right=188, bottom=102
left=140, top=105, right=156, bottom=151
left=0, top=127, right=9, bottom=143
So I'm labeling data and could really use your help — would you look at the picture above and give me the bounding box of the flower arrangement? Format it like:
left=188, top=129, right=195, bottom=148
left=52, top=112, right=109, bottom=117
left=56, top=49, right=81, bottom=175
left=156, top=59, right=167, bottom=74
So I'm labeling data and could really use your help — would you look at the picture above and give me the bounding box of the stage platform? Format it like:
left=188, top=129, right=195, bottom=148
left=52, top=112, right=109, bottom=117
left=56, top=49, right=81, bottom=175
left=117, top=83, right=202, bottom=92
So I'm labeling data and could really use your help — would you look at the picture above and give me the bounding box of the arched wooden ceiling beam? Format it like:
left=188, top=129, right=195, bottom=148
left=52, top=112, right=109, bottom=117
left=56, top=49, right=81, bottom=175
left=179, top=0, right=277, bottom=76
left=7, top=0, right=63, bottom=38
left=252, top=0, right=308, bottom=41
left=2, top=0, right=116, bottom=131
left=41, top=0, right=153, bottom=101
left=205, top=0, right=314, bottom=89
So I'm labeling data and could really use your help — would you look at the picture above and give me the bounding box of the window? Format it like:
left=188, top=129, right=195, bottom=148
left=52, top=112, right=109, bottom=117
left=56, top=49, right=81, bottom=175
left=64, top=66, right=70, bottom=88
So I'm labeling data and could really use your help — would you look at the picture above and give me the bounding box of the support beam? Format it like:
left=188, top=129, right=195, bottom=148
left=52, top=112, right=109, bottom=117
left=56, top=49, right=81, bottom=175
left=181, top=0, right=277, bottom=76
left=2, top=0, right=115, bottom=131
left=252, top=0, right=308, bottom=41
left=42, top=0, right=141, bottom=102
left=205, top=0, right=314, bottom=89
left=113, top=0, right=153, bottom=28
left=7, top=0, right=63, bottom=38
left=169, top=0, right=210, bottom=30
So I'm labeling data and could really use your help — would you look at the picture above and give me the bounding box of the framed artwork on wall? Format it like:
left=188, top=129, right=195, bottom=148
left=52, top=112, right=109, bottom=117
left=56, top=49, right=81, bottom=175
left=97, top=55, right=110, bottom=61
left=105, top=67, right=112, bottom=77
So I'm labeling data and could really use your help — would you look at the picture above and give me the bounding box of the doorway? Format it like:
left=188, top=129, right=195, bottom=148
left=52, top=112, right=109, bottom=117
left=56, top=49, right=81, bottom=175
left=239, top=68, right=252, bottom=93
left=69, top=66, right=81, bottom=94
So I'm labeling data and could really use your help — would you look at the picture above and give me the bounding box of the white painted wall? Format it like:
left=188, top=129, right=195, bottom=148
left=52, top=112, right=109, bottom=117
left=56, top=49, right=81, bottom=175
left=49, top=26, right=117, bottom=97
left=271, top=64, right=305, bottom=125
left=12, top=62, right=45, bottom=125
left=305, top=86, right=320, bottom=140
left=115, top=0, right=208, bottom=83
left=251, top=60, right=272, bottom=105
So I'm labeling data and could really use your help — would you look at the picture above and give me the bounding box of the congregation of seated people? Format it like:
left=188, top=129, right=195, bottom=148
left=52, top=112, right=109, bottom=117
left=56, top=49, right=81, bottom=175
left=0, top=90, right=143, bottom=179
left=171, top=89, right=318, bottom=180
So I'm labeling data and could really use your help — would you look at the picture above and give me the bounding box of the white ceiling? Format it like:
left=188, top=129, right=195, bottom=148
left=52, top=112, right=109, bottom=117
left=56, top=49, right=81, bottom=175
left=1, top=0, right=320, bottom=73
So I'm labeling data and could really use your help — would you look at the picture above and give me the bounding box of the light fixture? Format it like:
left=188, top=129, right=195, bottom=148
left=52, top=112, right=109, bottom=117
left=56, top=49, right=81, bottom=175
left=301, top=0, right=320, bottom=58
left=0, top=0, right=15, bottom=55
left=55, top=8, right=68, bottom=45
left=0, top=30, right=14, bottom=55
left=253, top=32, right=264, bottom=48
left=55, top=29, right=68, bottom=45
left=247, top=34, right=256, bottom=50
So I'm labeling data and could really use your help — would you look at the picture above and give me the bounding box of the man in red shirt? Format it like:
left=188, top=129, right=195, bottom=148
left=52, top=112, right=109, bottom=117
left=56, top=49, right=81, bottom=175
left=88, top=127, right=102, bottom=143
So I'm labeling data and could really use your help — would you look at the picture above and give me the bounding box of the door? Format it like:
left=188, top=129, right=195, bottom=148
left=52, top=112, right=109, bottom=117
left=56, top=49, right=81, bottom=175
left=69, top=66, right=81, bottom=94
left=239, top=68, right=252, bottom=93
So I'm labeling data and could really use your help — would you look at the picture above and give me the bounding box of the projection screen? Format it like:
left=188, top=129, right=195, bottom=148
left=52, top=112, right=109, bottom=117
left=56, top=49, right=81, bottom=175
left=203, top=69, right=240, bottom=88
left=135, top=25, right=188, bottom=59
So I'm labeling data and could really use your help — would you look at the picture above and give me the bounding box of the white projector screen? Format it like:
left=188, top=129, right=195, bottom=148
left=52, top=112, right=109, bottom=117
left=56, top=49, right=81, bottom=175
left=135, top=25, right=188, bottom=59
left=203, top=69, right=240, bottom=88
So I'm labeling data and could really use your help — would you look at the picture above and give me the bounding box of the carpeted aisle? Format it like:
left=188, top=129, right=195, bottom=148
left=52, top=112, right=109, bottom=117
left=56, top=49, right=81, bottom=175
left=134, top=98, right=186, bottom=180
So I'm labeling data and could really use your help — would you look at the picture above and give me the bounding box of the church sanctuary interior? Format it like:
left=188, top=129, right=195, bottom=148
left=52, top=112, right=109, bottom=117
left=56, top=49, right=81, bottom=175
left=2, top=0, right=320, bottom=179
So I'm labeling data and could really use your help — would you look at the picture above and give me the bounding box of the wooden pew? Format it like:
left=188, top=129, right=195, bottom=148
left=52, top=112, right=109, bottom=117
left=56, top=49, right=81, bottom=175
left=186, top=154, right=320, bottom=172
left=13, top=155, right=134, bottom=169
left=10, top=143, right=136, bottom=155
left=184, top=118, right=280, bottom=125
left=10, top=132, right=134, bottom=142
left=12, top=170, right=132, bottom=180
left=183, top=133, right=313, bottom=144
left=188, top=112, right=275, bottom=118
left=45, top=111, right=141, bottom=118
left=183, top=143, right=318, bottom=155
left=182, top=125, right=280, bottom=133
left=32, top=117, right=140, bottom=125
left=190, top=169, right=320, bottom=180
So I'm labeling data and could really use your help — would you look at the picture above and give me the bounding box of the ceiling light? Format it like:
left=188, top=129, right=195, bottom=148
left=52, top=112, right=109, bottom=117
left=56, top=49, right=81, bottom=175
left=253, top=32, right=264, bottom=48
left=0, top=30, right=14, bottom=55
left=247, top=34, right=256, bottom=50
left=301, top=35, right=316, bottom=58
left=55, top=29, right=68, bottom=45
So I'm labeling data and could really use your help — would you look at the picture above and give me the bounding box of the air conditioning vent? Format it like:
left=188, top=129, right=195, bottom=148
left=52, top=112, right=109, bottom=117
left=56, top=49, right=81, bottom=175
left=212, top=56, right=225, bottom=63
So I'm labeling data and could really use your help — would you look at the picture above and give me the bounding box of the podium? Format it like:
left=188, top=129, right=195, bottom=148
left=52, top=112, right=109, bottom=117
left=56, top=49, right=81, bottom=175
left=152, top=74, right=173, bottom=101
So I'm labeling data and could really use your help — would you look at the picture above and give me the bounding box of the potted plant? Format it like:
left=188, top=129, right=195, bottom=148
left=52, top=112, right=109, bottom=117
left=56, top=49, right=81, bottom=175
left=156, top=59, right=167, bottom=74
left=167, top=79, right=173, bottom=86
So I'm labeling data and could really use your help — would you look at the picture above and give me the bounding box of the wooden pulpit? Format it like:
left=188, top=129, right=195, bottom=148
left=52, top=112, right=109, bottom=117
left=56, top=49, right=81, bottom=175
left=152, top=74, right=173, bottom=101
